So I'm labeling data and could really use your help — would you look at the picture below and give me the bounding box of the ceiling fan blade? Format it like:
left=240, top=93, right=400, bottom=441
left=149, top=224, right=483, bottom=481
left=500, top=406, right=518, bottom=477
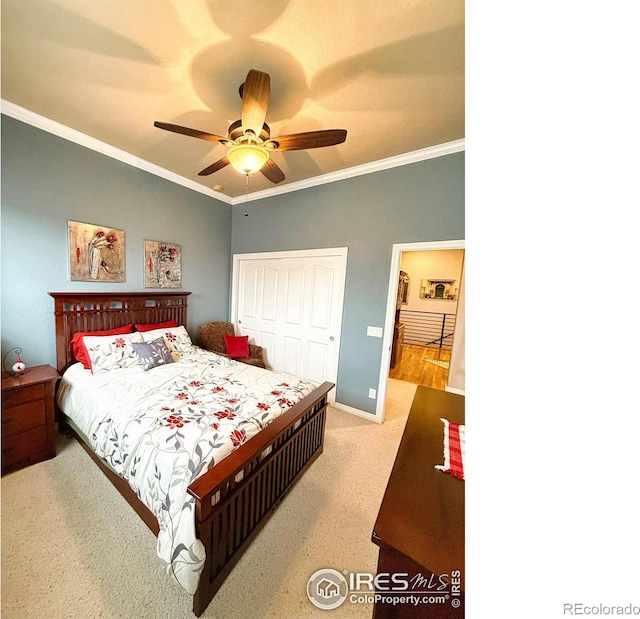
left=241, top=70, right=270, bottom=137
left=260, top=159, right=285, bottom=184
left=198, top=157, right=230, bottom=176
left=154, top=121, right=230, bottom=145
left=269, top=129, right=347, bottom=151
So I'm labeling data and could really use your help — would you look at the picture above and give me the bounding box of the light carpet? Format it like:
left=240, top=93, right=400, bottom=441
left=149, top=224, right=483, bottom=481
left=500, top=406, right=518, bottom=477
left=1, top=379, right=417, bottom=619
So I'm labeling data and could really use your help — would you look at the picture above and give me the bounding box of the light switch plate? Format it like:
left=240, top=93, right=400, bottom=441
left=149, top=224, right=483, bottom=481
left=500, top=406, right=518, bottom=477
left=367, top=326, right=383, bottom=337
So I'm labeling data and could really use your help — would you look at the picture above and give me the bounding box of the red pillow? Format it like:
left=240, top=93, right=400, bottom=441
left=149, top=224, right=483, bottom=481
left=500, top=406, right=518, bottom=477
left=134, top=320, right=179, bottom=332
left=224, top=335, right=250, bottom=359
left=69, top=324, right=134, bottom=369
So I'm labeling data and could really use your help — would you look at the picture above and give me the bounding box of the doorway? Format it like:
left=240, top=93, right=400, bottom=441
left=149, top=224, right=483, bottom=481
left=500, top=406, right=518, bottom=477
left=375, top=240, right=465, bottom=423
left=389, top=248, right=464, bottom=389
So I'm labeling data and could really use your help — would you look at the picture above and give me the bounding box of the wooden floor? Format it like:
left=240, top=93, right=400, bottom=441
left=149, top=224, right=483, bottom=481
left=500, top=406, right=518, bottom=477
left=389, top=344, right=451, bottom=391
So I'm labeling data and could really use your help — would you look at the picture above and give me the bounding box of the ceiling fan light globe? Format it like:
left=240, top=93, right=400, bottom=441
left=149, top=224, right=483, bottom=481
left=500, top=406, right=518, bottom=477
left=227, top=144, right=269, bottom=175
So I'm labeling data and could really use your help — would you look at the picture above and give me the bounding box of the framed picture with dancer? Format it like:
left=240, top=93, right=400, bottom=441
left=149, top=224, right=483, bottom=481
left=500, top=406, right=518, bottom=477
left=68, top=220, right=125, bottom=282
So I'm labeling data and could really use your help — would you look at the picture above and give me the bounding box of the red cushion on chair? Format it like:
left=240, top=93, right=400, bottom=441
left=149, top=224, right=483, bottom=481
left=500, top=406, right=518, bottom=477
left=224, top=335, right=250, bottom=359
left=69, top=324, right=135, bottom=369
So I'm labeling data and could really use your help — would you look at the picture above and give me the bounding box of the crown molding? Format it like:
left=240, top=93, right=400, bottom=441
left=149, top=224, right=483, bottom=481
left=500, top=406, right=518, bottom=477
left=2, top=99, right=464, bottom=206
left=231, top=138, right=466, bottom=205
left=1, top=100, right=233, bottom=204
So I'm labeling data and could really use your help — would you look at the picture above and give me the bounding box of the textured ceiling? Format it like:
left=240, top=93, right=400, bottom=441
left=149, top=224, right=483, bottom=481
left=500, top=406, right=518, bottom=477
left=1, top=0, right=464, bottom=199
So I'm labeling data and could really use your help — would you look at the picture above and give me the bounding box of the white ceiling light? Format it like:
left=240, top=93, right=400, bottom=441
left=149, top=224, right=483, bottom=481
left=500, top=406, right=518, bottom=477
left=227, top=143, right=270, bottom=175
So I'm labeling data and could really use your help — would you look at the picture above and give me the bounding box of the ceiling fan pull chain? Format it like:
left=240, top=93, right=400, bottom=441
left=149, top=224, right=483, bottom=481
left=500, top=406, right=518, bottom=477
left=244, top=173, right=250, bottom=217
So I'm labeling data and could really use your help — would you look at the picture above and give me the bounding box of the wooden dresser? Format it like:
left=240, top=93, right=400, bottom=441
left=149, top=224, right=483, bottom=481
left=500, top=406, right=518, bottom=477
left=390, top=322, right=405, bottom=369
left=390, top=271, right=408, bottom=369
left=372, top=387, right=465, bottom=618
left=2, top=364, right=60, bottom=475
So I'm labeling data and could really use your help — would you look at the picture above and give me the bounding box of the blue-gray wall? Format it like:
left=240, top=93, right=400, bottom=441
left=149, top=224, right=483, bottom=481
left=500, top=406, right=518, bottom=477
left=1, top=115, right=232, bottom=369
left=1, top=113, right=464, bottom=415
left=231, top=153, right=465, bottom=413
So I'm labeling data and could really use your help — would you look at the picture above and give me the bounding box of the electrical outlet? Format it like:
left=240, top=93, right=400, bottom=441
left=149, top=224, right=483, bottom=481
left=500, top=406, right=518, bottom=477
left=368, top=388, right=376, bottom=399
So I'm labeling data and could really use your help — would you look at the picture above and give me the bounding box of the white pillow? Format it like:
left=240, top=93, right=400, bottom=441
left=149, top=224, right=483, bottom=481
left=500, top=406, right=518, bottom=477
left=83, top=332, right=144, bottom=374
left=140, top=325, right=193, bottom=354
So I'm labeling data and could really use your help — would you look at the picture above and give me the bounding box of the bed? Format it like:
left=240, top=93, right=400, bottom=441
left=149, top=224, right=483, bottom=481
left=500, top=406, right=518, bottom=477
left=50, top=291, right=333, bottom=616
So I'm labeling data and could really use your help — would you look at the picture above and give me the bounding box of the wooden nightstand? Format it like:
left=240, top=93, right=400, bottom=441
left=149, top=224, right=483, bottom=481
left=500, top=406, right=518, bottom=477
left=2, top=364, right=60, bottom=475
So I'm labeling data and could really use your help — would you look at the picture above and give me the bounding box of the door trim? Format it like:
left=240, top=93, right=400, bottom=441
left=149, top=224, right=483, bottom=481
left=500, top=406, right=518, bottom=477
left=231, top=247, right=348, bottom=404
left=375, top=240, right=465, bottom=423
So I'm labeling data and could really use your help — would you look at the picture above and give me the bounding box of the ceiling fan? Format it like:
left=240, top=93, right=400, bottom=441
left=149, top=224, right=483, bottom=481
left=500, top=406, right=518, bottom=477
left=154, top=69, right=347, bottom=184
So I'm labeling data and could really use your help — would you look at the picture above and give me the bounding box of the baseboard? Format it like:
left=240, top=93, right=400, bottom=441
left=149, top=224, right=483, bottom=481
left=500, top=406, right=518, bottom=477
left=331, top=402, right=380, bottom=423
left=445, top=385, right=465, bottom=396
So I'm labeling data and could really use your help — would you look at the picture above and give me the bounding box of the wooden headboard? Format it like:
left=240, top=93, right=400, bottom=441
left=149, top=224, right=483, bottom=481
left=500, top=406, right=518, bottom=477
left=49, top=291, right=191, bottom=373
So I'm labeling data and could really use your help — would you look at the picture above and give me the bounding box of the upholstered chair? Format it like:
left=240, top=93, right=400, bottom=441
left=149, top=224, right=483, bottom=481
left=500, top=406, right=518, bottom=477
left=197, top=321, right=267, bottom=369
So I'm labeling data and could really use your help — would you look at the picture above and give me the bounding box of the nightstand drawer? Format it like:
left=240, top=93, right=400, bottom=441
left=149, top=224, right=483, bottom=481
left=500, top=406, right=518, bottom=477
left=2, top=425, right=49, bottom=471
left=1, top=399, right=46, bottom=438
left=2, top=383, right=45, bottom=407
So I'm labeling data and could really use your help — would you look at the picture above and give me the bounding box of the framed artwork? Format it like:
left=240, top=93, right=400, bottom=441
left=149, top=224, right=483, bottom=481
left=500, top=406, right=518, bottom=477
left=144, top=240, right=182, bottom=288
left=68, top=220, right=125, bottom=282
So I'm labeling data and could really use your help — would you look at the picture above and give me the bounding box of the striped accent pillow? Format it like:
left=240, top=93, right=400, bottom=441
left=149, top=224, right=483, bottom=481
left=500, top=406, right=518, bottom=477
left=435, top=418, right=465, bottom=480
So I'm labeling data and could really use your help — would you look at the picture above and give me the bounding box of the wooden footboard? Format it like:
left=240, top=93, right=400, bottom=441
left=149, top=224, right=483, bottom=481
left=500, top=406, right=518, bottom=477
left=188, top=381, right=332, bottom=616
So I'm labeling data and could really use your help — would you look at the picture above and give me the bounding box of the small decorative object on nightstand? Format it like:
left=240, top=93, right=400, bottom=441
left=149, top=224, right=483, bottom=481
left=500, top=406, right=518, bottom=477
left=1, top=364, right=60, bottom=475
left=2, top=346, right=27, bottom=377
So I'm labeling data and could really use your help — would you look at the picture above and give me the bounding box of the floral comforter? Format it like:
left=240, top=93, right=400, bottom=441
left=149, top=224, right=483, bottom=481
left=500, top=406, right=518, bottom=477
left=56, top=347, right=315, bottom=594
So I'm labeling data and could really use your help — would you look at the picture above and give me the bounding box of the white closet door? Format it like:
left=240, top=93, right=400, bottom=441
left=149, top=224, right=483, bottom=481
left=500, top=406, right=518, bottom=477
left=234, top=249, right=347, bottom=400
